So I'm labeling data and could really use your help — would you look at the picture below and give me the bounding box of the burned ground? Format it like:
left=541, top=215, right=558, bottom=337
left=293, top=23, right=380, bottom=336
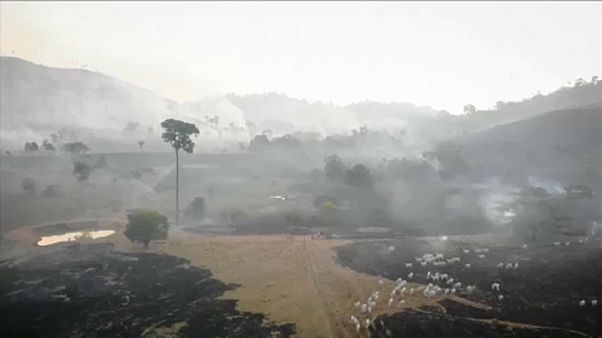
left=368, top=310, right=587, bottom=338
left=337, top=238, right=602, bottom=337
left=0, top=243, right=295, bottom=338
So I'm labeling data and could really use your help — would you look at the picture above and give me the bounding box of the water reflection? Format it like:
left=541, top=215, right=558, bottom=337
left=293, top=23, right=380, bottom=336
left=37, top=230, right=115, bottom=246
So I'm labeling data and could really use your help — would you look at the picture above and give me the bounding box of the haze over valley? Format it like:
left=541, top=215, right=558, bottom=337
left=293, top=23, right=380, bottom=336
left=1, top=2, right=601, bottom=337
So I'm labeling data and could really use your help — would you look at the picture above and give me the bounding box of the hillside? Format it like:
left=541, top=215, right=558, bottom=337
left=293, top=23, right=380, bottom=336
left=458, top=80, right=602, bottom=132
left=0, top=57, right=184, bottom=151
left=1, top=56, right=600, bottom=154
left=458, top=106, right=602, bottom=186
left=0, top=57, right=446, bottom=151
left=0, top=57, right=180, bottom=130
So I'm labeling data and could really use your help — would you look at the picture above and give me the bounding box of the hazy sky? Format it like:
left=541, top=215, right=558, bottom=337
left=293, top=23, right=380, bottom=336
left=1, top=1, right=601, bottom=114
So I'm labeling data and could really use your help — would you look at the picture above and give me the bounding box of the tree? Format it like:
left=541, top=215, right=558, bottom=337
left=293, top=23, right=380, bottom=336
left=324, top=155, right=346, bottom=184
left=124, top=210, right=169, bottom=248
left=73, top=161, right=93, bottom=186
left=124, top=120, right=140, bottom=132
left=344, top=164, right=373, bottom=188
left=161, top=119, right=199, bottom=225
left=42, top=140, right=56, bottom=151
left=138, top=140, right=145, bottom=151
left=24, top=142, right=39, bottom=152
left=22, top=178, right=36, bottom=195
left=463, top=104, right=476, bottom=115
left=184, top=196, right=206, bottom=222
left=62, top=142, right=90, bottom=155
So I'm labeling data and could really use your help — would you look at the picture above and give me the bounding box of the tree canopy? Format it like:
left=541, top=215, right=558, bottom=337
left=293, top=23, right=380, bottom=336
left=344, top=164, right=373, bottom=188
left=42, top=140, right=56, bottom=151
left=124, top=210, right=169, bottom=248
left=24, top=142, right=39, bottom=152
left=324, top=155, right=346, bottom=183
left=161, top=119, right=200, bottom=153
left=73, top=161, right=93, bottom=184
left=62, top=142, right=90, bottom=154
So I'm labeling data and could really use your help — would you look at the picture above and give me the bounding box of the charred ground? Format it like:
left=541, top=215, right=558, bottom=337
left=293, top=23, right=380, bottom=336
left=0, top=243, right=295, bottom=338
left=337, top=238, right=602, bottom=337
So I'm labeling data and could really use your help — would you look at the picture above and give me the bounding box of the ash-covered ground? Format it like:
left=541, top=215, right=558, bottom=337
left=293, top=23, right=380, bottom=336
left=337, top=237, right=602, bottom=337
left=0, top=243, right=295, bottom=338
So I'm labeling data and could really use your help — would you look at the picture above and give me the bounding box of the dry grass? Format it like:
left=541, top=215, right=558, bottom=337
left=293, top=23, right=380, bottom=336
left=111, top=228, right=444, bottom=337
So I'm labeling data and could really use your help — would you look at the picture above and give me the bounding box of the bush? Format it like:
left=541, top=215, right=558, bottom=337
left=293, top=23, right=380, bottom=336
left=124, top=210, right=169, bottom=248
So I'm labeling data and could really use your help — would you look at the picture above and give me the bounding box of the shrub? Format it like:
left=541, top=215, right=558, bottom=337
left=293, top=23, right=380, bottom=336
left=124, top=210, right=169, bottom=248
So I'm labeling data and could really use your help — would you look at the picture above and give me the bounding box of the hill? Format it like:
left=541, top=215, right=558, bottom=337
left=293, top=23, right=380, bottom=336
left=458, top=79, right=602, bottom=132
left=1, top=56, right=600, bottom=154
left=458, top=106, right=602, bottom=186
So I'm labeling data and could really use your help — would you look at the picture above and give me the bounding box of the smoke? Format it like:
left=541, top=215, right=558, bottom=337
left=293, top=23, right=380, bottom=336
left=479, top=186, right=520, bottom=227
left=527, top=176, right=565, bottom=195
left=591, top=221, right=602, bottom=237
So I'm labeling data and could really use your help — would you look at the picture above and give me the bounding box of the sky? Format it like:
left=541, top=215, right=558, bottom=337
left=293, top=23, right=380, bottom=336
left=1, top=1, right=601, bottom=114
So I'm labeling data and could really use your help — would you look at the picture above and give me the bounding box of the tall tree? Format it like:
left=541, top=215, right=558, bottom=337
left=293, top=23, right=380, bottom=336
left=160, top=119, right=199, bottom=225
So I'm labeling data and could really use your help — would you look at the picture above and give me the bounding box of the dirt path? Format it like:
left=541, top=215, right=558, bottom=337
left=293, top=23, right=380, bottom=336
left=301, top=239, right=352, bottom=337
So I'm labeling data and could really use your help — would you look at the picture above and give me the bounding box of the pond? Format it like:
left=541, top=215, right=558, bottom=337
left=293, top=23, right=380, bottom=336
left=37, top=230, right=115, bottom=246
